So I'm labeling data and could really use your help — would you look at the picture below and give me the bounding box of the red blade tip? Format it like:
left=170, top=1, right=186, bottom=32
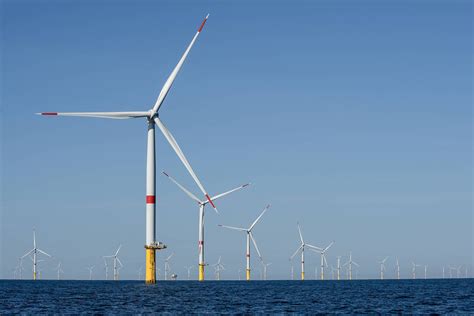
left=205, top=194, right=216, bottom=208
left=41, top=112, right=57, bottom=115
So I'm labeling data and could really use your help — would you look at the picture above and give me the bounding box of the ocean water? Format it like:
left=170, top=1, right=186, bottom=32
left=1, top=279, right=473, bottom=313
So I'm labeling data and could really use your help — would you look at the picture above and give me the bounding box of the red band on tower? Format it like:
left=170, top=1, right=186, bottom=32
left=146, top=195, right=156, bottom=204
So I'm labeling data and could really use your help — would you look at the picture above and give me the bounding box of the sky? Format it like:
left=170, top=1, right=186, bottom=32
left=1, top=0, right=472, bottom=280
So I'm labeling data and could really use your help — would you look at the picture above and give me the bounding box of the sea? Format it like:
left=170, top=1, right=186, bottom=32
left=1, top=279, right=473, bottom=313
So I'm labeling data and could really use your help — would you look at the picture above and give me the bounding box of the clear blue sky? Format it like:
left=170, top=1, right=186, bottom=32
left=1, top=0, right=472, bottom=280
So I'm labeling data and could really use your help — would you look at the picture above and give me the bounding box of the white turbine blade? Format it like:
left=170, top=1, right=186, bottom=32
left=249, top=204, right=270, bottom=230
left=117, top=258, right=123, bottom=267
left=249, top=232, right=262, bottom=260
left=297, top=222, right=304, bottom=244
left=33, top=229, right=36, bottom=248
left=37, top=249, right=51, bottom=257
left=324, top=241, right=335, bottom=252
left=353, top=261, right=360, bottom=267
left=382, top=256, right=389, bottom=263
left=166, top=253, right=174, bottom=261
left=162, top=171, right=200, bottom=203
left=151, top=14, right=210, bottom=115
left=343, top=261, right=349, bottom=267
left=37, top=111, right=149, bottom=119
left=21, top=249, right=34, bottom=258
left=210, top=183, right=250, bottom=202
left=323, top=255, right=328, bottom=267
left=290, top=244, right=303, bottom=260
left=154, top=117, right=218, bottom=213
left=218, top=224, right=246, bottom=231
left=115, top=245, right=122, bottom=256
left=306, top=244, right=323, bottom=252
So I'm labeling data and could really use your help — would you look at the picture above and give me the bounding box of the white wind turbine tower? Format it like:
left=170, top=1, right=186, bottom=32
left=291, top=264, right=294, bottom=280
left=311, top=241, right=335, bottom=281
left=378, top=257, right=389, bottom=280
left=289, top=222, right=322, bottom=281
left=343, top=252, right=359, bottom=281
left=21, top=229, right=51, bottom=280
left=104, top=245, right=123, bottom=281
left=38, top=14, right=216, bottom=284
left=396, top=257, right=400, bottom=280
left=442, top=266, right=445, bottom=279
left=55, top=262, right=64, bottom=280
left=424, top=265, right=428, bottom=279
left=314, top=266, right=318, bottom=280
left=17, top=258, right=24, bottom=280
left=86, top=266, right=94, bottom=280
left=138, top=266, right=144, bottom=280
left=164, top=253, right=174, bottom=281
left=213, top=256, right=225, bottom=280
left=163, top=172, right=249, bottom=281
left=185, top=266, right=194, bottom=280
left=103, top=257, right=109, bottom=280
left=336, top=256, right=341, bottom=280
left=219, top=204, right=270, bottom=281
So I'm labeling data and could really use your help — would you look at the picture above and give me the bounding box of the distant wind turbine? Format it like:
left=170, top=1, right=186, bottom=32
left=104, top=245, right=123, bottom=281
left=21, top=229, right=51, bottom=280
left=378, top=256, right=389, bottom=280
left=290, top=222, right=321, bottom=281
left=86, top=266, right=94, bottom=280
left=343, top=252, right=359, bottom=280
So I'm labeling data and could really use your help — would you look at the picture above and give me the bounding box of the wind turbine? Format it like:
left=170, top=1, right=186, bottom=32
left=185, top=266, right=194, bottom=280
left=212, top=256, right=225, bottom=280
left=21, top=229, right=51, bottom=280
left=164, top=253, right=174, bottom=281
left=378, top=256, right=389, bottom=280
left=219, top=204, right=270, bottom=281
left=55, top=262, right=64, bottom=280
left=261, top=261, right=272, bottom=281
left=311, top=241, right=335, bottom=280
left=442, top=266, right=445, bottom=279
left=343, top=252, right=359, bottom=280
left=424, top=265, right=428, bottom=279
left=289, top=222, right=322, bottom=281
left=38, top=14, right=215, bottom=284
left=104, top=245, right=123, bottom=281
left=86, top=266, right=94, bottom=280
left=138, top=266, right=144, bottom=280
left=163, top=171, right=249, bottom=281
left=17, top=258, right=24, bottom=280
left=103, top=257, right=109, bottom=280
left=291, top=264, right=294, bottom=280
left=314, top=266, right=318, bottom=280
left=412, top=262, right=421, bottom=279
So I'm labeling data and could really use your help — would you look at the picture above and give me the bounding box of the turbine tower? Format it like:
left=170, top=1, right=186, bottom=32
left=289, top=222, right=321, bottom=281
left=21, top=229, right=51, bottom=280
left=336, top=256, right=341, bottom=280
left=38, top=14, right=215, bottom=284
left=311, top=241, right=335, bottom=280
left=396, top=257, right=400, bottom=280
left=103, top=257, right=109, bottom=280
left=261, top=261, right=272, bottom=281
left=104, top=245, right=123, bottom=281
left=424, top=265, right=428, bottom=279
left=378, top=256, right=389, bottom=280
left=163, top=171, right=249, bottom=281
left=412, top=262, right=421, bottom=279
left=185, top=266, right=194, bottom=280
left=343, top=252, right=359, bottom=280
left=219, top=204, right=270, bottom=281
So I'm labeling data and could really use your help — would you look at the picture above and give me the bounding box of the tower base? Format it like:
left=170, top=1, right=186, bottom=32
left=198, top=264, right=205, bottom=281
left=145, top=242, right=166, bottom=284
left=246, top=269, right=250, bottom=281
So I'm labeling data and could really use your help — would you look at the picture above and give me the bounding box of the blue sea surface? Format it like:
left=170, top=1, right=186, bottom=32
left=1, top=279, right=473, bottom=313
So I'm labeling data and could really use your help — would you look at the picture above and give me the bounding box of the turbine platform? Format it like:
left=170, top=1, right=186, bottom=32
left=145, top=241, right=167, bottom=250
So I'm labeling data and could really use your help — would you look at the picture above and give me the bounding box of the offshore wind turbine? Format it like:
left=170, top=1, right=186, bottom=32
left=103, top=257, right=109, bottom=280
left=311, top=241, right=335, bottom=280
left=185, top=266, right=194, bottom=280
left=261, top=261, right=272, bottom=281
left=21, top=229, right=51, bottom=280
left=219, top=204, right=270, bottom=281
left=290, top=222, right=322, bottom=281
left=412, top=262, right=421, bottom=279
left=86, top=266, right=94, bottom=280
left=55, top=262, right=64, bottom=280
left=104, top=245, right=123, bottom=281
left=343, top=252, right=359, bottom=280
left=38, top=14, right=215, bottom=284
left=336, top=256, right=341, bottom=280
left=378, top=256, right=389, bottom=280
left=164, top=253, right=174, bottom=281
left=424, top=265, right=428, bottom=279
left=163, top=171, right=249, bottom=281
left=213, top=256, right=225, bottom=280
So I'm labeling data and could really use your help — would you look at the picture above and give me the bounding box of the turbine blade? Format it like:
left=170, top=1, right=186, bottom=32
left=210, top=183, right=250, bottom=202
left=249, top=232, right=262, bottom=260
left=162, top=171, right=201, bottom=203
left=218, top=224, right=246, bottom=231
left=154, top=117, right=218, bottom=213
left=306, top=244, right=323, bottom=252
left=290, top=244, right=303, bottom=260
left=353, top=261, right=360, bottom=267
left=37, top=249, right=51, bottom=257
left=151, top=14, right=209, bottom=115
left=324, top=241, right=335, bottom=252
left=166, top=253, right=174, bottom=261
left=297, top=222, right=304, bottom=244
left=21, top=249, right=34, bottom=258
left=249, top=204, right=270, bottom=230
left=117, top=258, right=123, bottom=267
left=37, top=111, right=149, bottom=119
left=115, top=245, right=122, bottom=256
